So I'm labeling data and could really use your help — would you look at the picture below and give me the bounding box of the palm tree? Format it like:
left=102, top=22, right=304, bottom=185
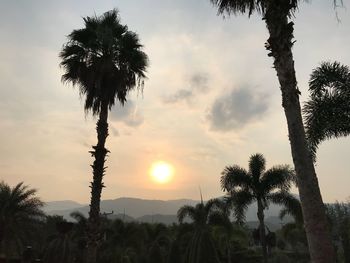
left=221, top=153, right=300, bottom=263
left=177, top=199, right=224, bottom=263
left=59, top=9, right=148, bottom=263
left=43, top=221, right=75, bottom=263
left=0, top=181, right=44, bottom=258
left=210, top=1, right=336, bottom=261
left=303, top=61, right=350, bottom=159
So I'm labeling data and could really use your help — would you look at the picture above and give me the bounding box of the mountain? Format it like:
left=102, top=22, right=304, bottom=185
left=43, top=200, right=84, bottom=212
left=45, top=198, right=198, bottom=220
left=44, top=197, right=291, bottom=228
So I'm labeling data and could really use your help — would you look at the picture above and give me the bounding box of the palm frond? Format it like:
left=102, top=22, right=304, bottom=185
left=210, top=0, right=302, bottom=17
left=261, top=165, right=294, bottom=193
left=0, top=181, right=45, bottom=255
left=208, top=210, right=232, bottom=232
left=177, top=205, right=197, bottom=223
left=248, top=153, right=266, bottom=181
left=309, top=61, right=350, bottom=99
left=59, top=9, right=149, bottom=116
left=267, top=191, right=303, bottom=224
left=228, top=190, right=254, bottom=224
left=220, top=165, right=250, bottom=192
left=303, top=61, right=350, bottom=158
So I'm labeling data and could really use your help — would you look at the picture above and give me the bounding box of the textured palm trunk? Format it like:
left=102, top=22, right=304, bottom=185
left=264, top=3, right=335, bottom=262
left=257, top=201, right=268, bottom=263
left=86, top=102, right=109, bottom=263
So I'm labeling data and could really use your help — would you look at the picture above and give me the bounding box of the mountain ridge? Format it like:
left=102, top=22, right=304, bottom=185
left=44, top=197, right=287, bottom=225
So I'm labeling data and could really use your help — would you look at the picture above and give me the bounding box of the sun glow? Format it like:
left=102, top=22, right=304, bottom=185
left=150, top=161, right=174, bottom=184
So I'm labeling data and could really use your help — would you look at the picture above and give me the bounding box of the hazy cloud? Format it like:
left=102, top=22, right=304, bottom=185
left=207, top=88, right=270, bottom=131
left=163, top=72, right=209, bottom=104
left=190, top=73, right=209, bottom=92
left=110, top=100, right=144, bottom=127
left=110, top=126, right=120, bottom=137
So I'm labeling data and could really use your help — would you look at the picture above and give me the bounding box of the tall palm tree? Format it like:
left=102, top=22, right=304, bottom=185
left=303, top=61, right=350, bottom=159
left=177, top=199, right=224, bottom=263
left=59, top=9, right=148, bottom=263
left=221, top=153, right=300, bottom=263
left=0, top=181, right=44, bottom=258
left=210, top=1, right=336, bottom=261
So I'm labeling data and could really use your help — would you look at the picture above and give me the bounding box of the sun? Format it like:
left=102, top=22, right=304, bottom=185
left=150, top=161, right=174, bottom=184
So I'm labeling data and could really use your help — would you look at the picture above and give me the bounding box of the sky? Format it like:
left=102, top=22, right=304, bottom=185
left=0, top=0, right=349, bottom=204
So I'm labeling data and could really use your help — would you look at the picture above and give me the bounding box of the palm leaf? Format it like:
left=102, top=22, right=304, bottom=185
left=303, top=61, right=350, bottom=159
left=260, top=165, right=294, bottom=193
left=220, top=165, right=250, bottom=192
left=267, top=191, right=303, bottom=224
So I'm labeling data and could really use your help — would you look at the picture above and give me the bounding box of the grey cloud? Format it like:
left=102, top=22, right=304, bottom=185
left=190, top=73, right=209, bottom=92
left=207, top=88, right=270, bottom=131
left=163, top=72, right=209, bottom=104
left=110, top=100, right=144, bottom=127
left=163, top=89, right=193, bottom=104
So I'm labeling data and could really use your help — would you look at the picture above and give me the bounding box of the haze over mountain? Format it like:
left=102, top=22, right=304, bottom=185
left=45, top=197, right=289, bottom=229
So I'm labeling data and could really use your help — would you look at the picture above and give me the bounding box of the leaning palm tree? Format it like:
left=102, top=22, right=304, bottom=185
left=59, top=9, right=148, bottom=263
left=303, top=61, right=350, bottom=159
left=0, top=181, right=44, bottom=258
left=221, top=153, right=300, bottom=263
left=177, top=198, right=224, bottom=263
left=210, top=1, right=337, bottom=261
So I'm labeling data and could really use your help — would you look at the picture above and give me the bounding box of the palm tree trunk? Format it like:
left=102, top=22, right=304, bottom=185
left=86, top=101, right=109, bottom=263
left=257, top=201, right=268, bottom=263
left=264, top=3, right=335, bottom=263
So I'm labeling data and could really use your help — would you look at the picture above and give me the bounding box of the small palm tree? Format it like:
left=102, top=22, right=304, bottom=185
left=221, top=153, right=299, bottom=263
left=43, top=221, right=75, bottom=263
left=177, top=199, right=224, bottom=263
left=59, top=9, right=148, bottom=263
left=0, top=181, right=44, bottom=258
left=303, top=61, right=350, bottom=159
left=209, top=1, right=337, bottom=261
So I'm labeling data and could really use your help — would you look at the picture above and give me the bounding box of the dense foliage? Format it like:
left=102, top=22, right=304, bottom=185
left=1, top=180, right=350, bottom=262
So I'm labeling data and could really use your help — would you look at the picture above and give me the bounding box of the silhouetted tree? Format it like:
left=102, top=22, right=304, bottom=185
left=221, top=153, right=299, bottom=262
left=209, top=1, right=337, bottom=261
left=43, top=221, right=75, bottom=263
left=326, top=202, right=350, bottom=262
left=303, top=61, right=350, bottom=159
left=177, top=199, right=223, bottom=263
left=59, top=9, right=148, bottom=263
left=0, top=181, right=44, bottom=258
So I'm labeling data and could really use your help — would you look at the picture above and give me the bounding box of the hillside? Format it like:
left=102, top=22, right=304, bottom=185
left=44, top=197, right=291, bottom=228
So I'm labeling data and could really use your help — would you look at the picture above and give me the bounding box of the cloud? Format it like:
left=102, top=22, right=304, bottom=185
left=110, top=126, right=120, bottom=137
left=162, top=72, right=209, bottom=104
left=110, top=100, right=144, bottom=127
left=207, top=87, right=270, bottom=131
left=190, top=73, right=209, bottom=92
left=163, top=89, right=193, bottom=104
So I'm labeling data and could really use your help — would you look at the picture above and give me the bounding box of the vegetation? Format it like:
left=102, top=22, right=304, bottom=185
left=303, top=61, right=350, bottom=159
left=326, top=202, right=350, bottom=262
left=1, top=179, right=350, bottom=262
left=59, top=9, right=148, bottom=263
left=0, top=181, right=44, bottom=259
left=221, top=153, right=300, bottom=262
left=209, top=1, right=336, bottom=261
left=177, top=198, right=224, bottom=263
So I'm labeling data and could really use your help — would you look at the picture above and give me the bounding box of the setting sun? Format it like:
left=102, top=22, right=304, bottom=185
left=150, top=161, right=174, bottom=184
